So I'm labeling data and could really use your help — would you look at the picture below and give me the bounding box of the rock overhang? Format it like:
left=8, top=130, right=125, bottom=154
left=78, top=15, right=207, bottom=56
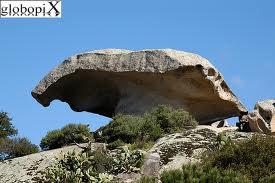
left=32, top=49, right=247, bottom=124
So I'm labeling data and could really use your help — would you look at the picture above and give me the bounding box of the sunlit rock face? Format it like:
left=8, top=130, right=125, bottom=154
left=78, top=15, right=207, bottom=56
left=31, top=49, right=247, bottom=124
left=241, top=99, right=275, bottom=134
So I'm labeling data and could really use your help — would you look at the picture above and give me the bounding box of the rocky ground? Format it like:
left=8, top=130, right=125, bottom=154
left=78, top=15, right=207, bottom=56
left=0, top=126, right=253, bottom=183
left=0, top=143, right=104, bottom=183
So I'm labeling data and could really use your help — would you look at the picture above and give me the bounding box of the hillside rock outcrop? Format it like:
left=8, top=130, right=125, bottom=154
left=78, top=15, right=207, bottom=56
left=0, top=126, right=252, bottom=183
left=144, top=126, right=251, bottom=173
left=0, top=143, right=104, bottom=183
left=32, top=49, right=247, bottom=124
left=240, top=99, right=275, bottom=134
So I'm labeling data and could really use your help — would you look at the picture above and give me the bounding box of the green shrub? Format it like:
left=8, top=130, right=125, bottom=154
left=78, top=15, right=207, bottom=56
left=95, top=115, right=144, bottom=144
left=39, top=150, right=114, bottom=183
left=145, top=105, right=197, bottom=134
left=38, top=145, right=144, bottom=183
left=107, top=139, right=125, bottom=150
left=40, top=129, right=64, bottom=150
left=161, top=169, right=184, bottom=183
left=129, top=140, right=155, bottom=151
left=204, top=134, right=275, bottom=182
left=112, top=146, right=144, bottom=174
left=137, top=176, right=157, bottom=183
left=259, top=174, right=275, bottom=183
left=0, top=137, right=39, bottom=160
left=91, top=150, right=114, bottom=173
left=94, top=105, right=197, bottom=145
left=139, top=117, right=162, bottom=142
left=161, top=164, right=251, bottom=183
left=40, top=123, right=93, bottom=150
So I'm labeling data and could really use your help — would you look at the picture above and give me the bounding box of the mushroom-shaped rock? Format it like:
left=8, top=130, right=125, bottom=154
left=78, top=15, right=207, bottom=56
left=241, top=99, right=275, bottom=134
left=31, top=49, right=247, bottom=124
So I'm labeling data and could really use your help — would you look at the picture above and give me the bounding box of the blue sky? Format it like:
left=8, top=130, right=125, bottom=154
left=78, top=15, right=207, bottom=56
left=0, top=0, right=274, bottom=145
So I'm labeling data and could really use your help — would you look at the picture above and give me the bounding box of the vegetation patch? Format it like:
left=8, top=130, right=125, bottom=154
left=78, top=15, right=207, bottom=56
left=94, top=105, right=198, bottom=150
left=160, top=164, right=251, bottom=183
left=37, top=146, right=144, bottom=183
left=0, top=111, right=38, bottom=160
left=40, top=123, right=93, bottom=150
left=203, top=134, right=275, bottom=182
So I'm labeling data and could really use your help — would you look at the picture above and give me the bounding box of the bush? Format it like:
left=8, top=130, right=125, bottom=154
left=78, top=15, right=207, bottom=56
left=40, top=129, right=64, bottom=150
left=145, top=105, right=197, bottom=134
left=161, top=169, right=184, bottom=183
left=129, top=141, right=155, bottom=151
left=38, top=150, right=114, bottom=183
left=40, top=123, right=93, bottom=150
left=0, top=137, right=39, bottom=160
left=38, top=146, right=144, bottom=183
left=111, top=146, right=144, bottom=174
left=137, top=176, right=157, bottom=183
left=94, top=105, right=197, bottom=146
left=95, top=115, right=144, bottom=144
left=91, top=150, right=114, bottom=173
left=160, top=164, right=251, bottom=183
left=107, top=139, right=125, bottom=150
left=204, top=134, right=275, bottom=182
left=258, top=174, right=275, bottom=183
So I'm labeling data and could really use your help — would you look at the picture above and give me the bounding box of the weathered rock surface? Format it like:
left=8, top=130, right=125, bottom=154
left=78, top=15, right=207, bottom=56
left=0, top=143, right=104, bottom=183
left=144, top=126, right=252, bottom=173
left=240, top=99, right=275, bottom=134
left=141, top=153, right=160, bottom=177
left=32, top=49, right=247, bottom=124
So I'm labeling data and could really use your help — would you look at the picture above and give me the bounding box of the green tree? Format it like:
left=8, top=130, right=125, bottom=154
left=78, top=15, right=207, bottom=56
left=40, top=129, right=64, bottom=150
left=0, top=111, right=38, bottom=160
left=0, top=137, right=39, bottom=160
left=40, top=123, right=93, bottom=150
left=0, top=112, right=17, bottom=138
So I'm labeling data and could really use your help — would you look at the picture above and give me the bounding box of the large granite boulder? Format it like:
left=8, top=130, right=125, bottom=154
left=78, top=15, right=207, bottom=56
left=32, top=49, right=247, bottom=124
left=240, top=99, right=275, bottom=134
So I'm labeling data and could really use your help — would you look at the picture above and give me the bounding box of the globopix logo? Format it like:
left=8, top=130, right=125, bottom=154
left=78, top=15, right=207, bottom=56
left=0, top=0, right=61, bottom=18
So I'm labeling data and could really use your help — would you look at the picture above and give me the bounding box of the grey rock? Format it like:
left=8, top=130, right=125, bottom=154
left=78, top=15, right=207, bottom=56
left=240, top=99, right=275, bottom=134
left=0, top=143, right=105, bottom=183
left=32, top=49, right=247, bottom=124
left=146, top=125, right=251, bottom=173
left=142, top=153, right=160, bottom=177
left=115, top=173, right=141, bottom=183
